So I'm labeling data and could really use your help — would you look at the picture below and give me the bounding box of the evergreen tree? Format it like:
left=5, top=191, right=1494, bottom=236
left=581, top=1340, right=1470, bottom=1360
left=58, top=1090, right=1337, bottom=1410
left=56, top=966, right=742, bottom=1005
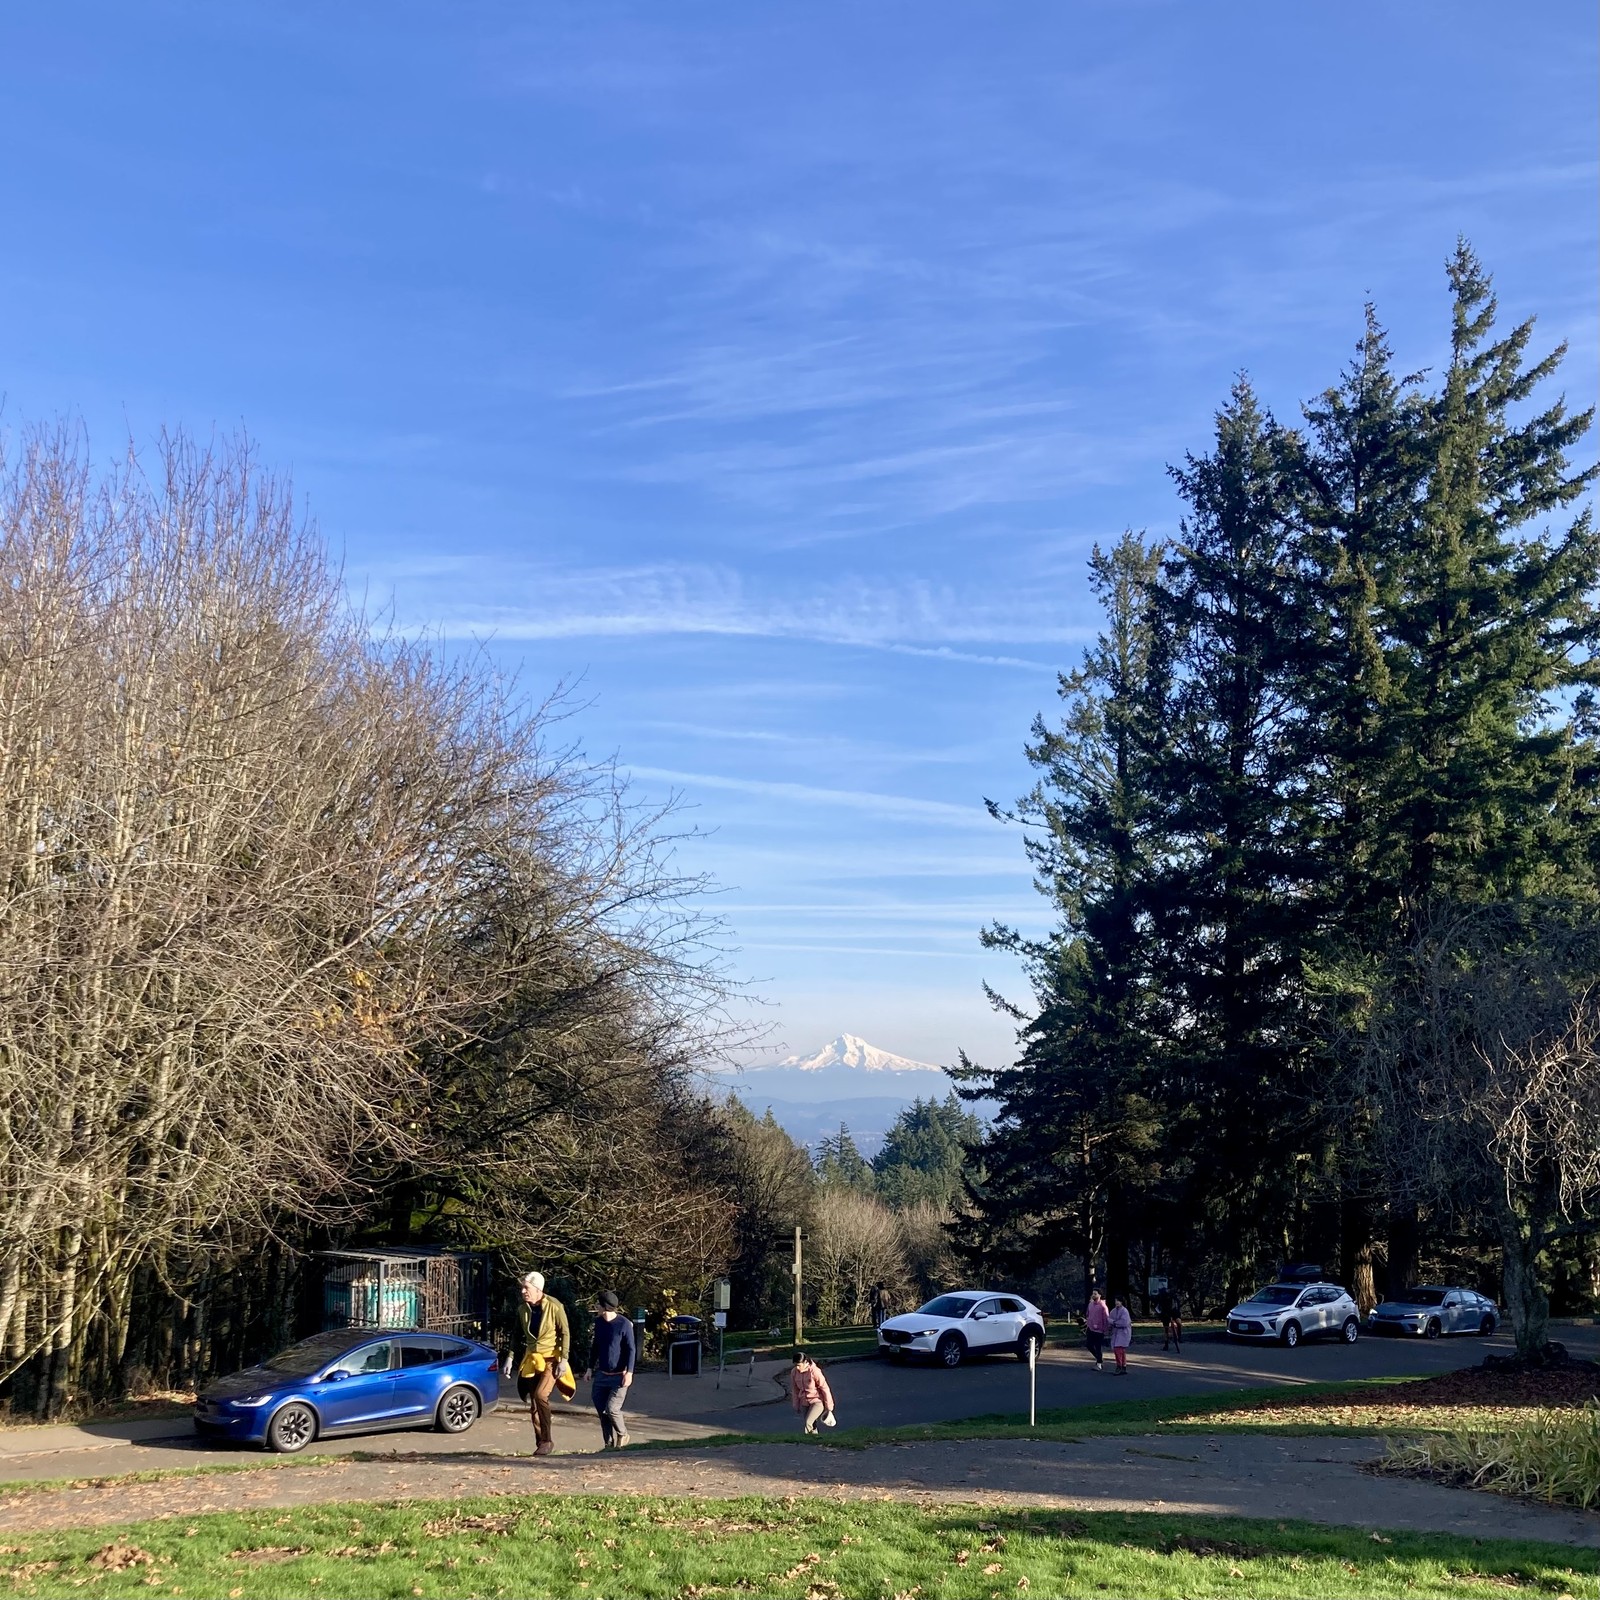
left=1303, top=245, right=1600, bottom=1291
left=871, top=1094, right=983, bottom=1209
left=814, top=1123, right=874, bottom=1190
left=1147, top=381, right=1322, bottom=1296
left=970, top=249, right=1598, bottom=1316
left=959, top=532, right=1168, bottom=1293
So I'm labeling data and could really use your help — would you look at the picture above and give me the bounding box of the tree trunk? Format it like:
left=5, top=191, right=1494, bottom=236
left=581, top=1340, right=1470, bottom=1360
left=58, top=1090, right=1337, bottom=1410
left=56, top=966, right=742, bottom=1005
left=1340, top=1194, right=1378, bottom=1314
left=1386, top=1203, right=1419, bottom=1299
left=1500, top=1218, right=1550, bottom=1358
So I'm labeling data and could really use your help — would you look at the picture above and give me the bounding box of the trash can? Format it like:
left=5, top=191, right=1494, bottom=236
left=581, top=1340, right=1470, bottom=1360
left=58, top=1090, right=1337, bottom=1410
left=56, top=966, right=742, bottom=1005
left=668, top=1314, right=702, bottom=1376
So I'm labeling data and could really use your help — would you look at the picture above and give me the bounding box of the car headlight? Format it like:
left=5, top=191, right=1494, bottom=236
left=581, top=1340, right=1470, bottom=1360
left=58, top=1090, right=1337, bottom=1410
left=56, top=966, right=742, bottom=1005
left=914, top=1329, right=938, bottom=1338
left=229, top=1394, right=275, bottom=1406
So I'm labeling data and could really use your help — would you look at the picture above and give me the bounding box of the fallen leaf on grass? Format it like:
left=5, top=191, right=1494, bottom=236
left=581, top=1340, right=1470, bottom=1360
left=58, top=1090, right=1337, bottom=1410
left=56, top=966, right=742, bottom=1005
left=227, top=1545, right=311, bottom=1564
left=1164, top=1535, right=1266, bottom=1560
left=90, top=1542, right=156, bottom=1571
left=423, top=1513, right=519, bottom=1538
left=4, top=1560, right=60, bottom=1582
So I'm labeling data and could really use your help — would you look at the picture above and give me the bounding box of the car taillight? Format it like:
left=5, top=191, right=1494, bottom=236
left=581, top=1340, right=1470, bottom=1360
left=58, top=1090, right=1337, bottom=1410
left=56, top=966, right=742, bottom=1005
left=486, top=1361, right=498, bottom=1373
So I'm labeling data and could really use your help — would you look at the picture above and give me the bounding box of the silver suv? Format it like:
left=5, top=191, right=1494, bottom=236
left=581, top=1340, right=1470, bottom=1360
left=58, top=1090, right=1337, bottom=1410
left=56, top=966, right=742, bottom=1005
left=1225, top=1281, right=1360, bottom=1347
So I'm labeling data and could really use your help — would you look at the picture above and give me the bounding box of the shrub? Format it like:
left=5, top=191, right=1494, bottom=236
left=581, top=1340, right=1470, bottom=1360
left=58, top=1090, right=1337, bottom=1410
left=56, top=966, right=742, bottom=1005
left=1384, top=1399, right=1600, bottom=1510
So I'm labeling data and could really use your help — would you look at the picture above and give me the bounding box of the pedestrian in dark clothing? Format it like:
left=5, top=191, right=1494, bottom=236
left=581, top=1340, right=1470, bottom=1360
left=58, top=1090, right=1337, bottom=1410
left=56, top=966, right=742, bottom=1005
left=583, top=1290, right=636, bottom=1449
left=1158, top=1287, right=1183, bottom=1351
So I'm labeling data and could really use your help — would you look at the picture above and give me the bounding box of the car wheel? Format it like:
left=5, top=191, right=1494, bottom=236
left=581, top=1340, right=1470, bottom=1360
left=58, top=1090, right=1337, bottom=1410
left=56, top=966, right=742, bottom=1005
left=936, top=1332, right=966, bottom=1369
left=266, top=1401, right=317, bottom=1454
left=436, top=1385, right=480, bottom=1434
left=1280, top=1321, right=1300, bottom=1348
left=1479, top=1315, right=1495, bottom=1336
left=1425, top=1318, right=1441, bottom=1339
left=1340, top=1317, right=1359, bottom=1344
left=1016, top=1326, right=1043, bottom=1362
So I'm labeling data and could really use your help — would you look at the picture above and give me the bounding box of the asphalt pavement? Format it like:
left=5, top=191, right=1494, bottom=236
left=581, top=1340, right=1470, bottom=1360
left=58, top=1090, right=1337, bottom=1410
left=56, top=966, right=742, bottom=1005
left=1, top=1322, right=1593, bottom=1484
left=696, top=1320, right=1600, bottom=1436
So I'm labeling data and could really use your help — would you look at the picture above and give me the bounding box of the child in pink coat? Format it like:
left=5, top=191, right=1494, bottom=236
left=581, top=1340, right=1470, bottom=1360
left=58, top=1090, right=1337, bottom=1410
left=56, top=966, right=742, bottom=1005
left=1109, top=1298, right=1133, bottom=1373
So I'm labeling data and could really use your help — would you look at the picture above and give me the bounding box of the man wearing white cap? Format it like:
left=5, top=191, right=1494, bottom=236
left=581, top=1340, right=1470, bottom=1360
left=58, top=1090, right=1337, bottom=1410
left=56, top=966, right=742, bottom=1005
left=504, top=1271, right=570, bottom=1456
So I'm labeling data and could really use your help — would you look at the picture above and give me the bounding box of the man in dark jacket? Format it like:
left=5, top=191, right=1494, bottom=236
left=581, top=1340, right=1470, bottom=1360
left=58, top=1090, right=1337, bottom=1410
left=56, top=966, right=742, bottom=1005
left=583, top=1290, right=636, bottom=1449
left=503, top=1271, right=570, bottom=1456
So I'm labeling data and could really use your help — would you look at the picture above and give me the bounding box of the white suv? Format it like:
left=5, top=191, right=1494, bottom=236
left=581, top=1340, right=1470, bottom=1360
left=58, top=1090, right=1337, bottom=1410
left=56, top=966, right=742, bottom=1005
left=1225, top=1281, right=1360, bottom=1347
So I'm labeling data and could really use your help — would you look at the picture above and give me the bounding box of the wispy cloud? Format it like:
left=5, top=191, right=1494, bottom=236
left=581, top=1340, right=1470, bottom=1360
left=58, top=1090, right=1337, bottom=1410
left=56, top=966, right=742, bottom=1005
left=372, top=558, right=1089, bottom=665
left=624, top=765, right=992, bottom=829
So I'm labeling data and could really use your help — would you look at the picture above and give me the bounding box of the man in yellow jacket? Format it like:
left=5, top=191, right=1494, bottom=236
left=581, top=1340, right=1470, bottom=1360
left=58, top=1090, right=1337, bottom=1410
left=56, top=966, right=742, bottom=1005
left=506, top=1271, right=571, bottom=1456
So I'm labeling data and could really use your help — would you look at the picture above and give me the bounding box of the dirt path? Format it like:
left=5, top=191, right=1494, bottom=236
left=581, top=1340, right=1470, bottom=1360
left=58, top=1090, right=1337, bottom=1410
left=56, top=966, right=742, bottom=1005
left=1, top=1434, right=1595, bottom=1548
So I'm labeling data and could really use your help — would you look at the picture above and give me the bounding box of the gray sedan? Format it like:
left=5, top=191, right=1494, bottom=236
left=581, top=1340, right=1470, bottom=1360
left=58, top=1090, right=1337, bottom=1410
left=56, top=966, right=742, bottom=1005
left=1366, top=1286, right=1499, bottom=1338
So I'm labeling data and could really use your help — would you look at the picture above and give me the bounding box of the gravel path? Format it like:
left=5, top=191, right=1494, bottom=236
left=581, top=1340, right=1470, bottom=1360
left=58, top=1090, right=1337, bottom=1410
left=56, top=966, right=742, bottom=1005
left=1, top=1434, right=1595, bottom=1547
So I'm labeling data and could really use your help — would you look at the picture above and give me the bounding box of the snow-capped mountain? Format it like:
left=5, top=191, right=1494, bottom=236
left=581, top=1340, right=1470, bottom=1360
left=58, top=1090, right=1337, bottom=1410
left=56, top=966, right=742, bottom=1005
left=775, top=1033, right=941, bottom=1074
left=719, top=1033, right=962, bottom=1153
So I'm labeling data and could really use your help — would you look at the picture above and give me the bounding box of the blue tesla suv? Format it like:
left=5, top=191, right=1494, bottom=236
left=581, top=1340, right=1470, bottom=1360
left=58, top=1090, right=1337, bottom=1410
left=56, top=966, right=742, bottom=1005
left=194, top=1328, right=500, bottom=1452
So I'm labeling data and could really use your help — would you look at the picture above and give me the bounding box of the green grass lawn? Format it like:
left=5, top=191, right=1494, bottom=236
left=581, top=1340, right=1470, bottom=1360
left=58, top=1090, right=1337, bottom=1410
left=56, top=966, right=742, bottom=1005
left=3, top=1494, right=1595, bottom=1599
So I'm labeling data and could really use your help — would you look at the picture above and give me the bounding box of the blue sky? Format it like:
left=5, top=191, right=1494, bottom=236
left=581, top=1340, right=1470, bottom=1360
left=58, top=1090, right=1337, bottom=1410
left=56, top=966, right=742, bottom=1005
left=2, top=3, right=1595, bottom=1068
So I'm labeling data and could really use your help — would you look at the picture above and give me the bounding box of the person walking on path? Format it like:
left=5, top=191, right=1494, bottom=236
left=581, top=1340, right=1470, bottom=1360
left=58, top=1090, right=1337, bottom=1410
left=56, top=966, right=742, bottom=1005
left=1084, top=1291, right=1111, bottom=1371
left=583, top=1290, right=635, bottom=1449
left=505, top=1271, right=570, bottom=1456
left=789, top=1349, right=836, bottom=1434
left=873, top=1284, right=892, bottom=1329
left=1110, top=1297, right=1133, bottom=1374
left=1158, top=1286, right=1183, bottom=1352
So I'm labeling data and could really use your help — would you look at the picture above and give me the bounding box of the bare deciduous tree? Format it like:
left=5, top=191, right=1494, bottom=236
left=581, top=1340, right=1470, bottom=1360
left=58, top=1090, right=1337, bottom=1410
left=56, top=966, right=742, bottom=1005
left=1349, top=904, right=1600, bottom=1357
left=807, top=1188, right=911, bottom=1326
left=0, top=422, right=742, bottom=1412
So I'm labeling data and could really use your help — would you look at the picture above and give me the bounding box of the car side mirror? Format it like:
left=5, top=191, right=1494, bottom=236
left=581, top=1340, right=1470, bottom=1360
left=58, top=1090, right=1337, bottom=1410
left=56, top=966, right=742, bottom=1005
left=322, top=1369, right=347, bottom=1382
left=970, top=1311, right=986, bottom=1320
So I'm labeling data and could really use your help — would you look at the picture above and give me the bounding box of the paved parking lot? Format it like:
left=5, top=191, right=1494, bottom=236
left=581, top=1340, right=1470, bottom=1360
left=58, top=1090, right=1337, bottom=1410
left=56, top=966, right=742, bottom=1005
left=694, top=1319, right=1600, bottom=1435
left=1, top=1321, right=1592, bottom=1482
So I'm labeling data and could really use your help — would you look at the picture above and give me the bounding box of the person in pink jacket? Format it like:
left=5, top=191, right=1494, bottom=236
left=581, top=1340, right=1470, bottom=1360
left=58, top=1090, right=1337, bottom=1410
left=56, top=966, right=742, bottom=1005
left=1109, top=1297, right=1133, bottom=1373
left=1084, top=1290, right=1111, bottom=1371
left=790, top=1349, right=836, bottom=1433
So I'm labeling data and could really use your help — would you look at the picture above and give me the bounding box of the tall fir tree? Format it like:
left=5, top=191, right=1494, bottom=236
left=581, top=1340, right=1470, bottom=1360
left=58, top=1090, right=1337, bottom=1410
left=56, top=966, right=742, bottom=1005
left=1148, top=380, right=1322, bottom=1298
left=959, top=532, right=1168, bottom=1295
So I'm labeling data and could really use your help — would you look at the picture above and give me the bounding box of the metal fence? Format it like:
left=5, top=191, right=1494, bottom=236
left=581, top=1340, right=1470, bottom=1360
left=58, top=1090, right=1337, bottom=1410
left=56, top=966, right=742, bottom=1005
left=316, top=1249, right=491, bottom=1338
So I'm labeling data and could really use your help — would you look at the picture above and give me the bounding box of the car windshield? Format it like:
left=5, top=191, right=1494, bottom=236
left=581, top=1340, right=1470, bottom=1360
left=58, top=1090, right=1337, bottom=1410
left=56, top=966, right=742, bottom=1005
left=1396, top=1289, right=1446, bottom=1306
left=1248, top=1286, right=1302, bottom=1306
left=262, top=1331, right=369, bottom=1376
left=920, top=1295, right=979, bottom=1318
